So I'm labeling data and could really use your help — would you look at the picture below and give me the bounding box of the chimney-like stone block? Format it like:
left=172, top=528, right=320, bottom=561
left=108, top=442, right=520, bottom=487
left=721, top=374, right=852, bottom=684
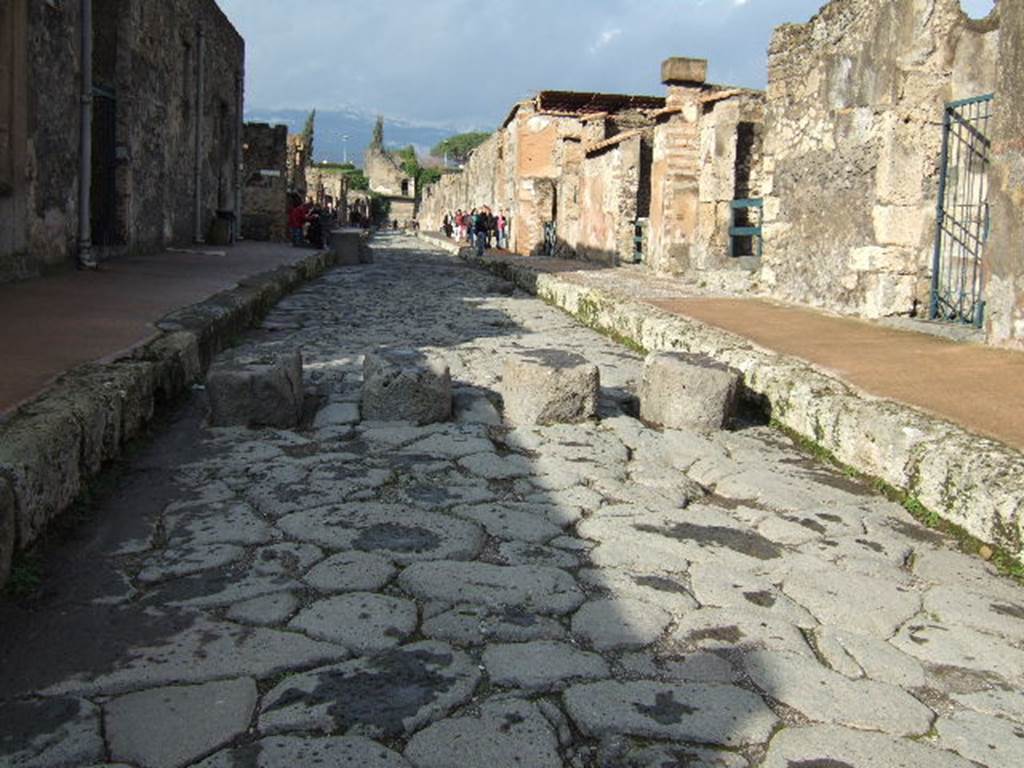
left=661, top=57, right=708, bottom=86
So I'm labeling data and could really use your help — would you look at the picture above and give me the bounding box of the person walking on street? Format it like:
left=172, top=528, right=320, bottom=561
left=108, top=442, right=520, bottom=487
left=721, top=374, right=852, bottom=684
left=475, top=207, right=492, bottom=257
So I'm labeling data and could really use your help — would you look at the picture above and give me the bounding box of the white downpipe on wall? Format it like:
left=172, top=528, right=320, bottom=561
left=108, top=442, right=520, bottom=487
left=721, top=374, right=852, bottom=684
left=78, top=0, right=96, bottom=268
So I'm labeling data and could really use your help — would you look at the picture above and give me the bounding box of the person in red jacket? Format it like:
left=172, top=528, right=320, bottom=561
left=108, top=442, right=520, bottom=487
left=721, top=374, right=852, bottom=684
left=288, top=201, right=312, bottom=246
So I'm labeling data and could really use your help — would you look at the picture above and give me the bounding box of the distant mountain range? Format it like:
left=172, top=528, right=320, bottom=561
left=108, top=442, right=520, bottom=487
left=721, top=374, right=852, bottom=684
left=244, top=107, right=469, bottom=167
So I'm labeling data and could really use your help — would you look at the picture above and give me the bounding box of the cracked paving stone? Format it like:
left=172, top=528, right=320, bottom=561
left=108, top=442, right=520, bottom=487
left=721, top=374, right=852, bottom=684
left=457, top=452, right=534, bottom=479
left=43, top=618, right=349, bottom=697
left=572, top=598, right=672, bottom=651
left=259, top=641, right=480, bottom=738
left=578, top=568, right=698, bottom=615
left=0, top=697, right=105, bottom=768
left=936, top=710, right=1024, bottom=766
left=303, top=551, right=397, bottom=592
left=195, top=736, right=412, bottom=767
left=760, top=724, right=977, bottom=768
left=952, top=689, right=1024, bottom=723
left=276, top=504, right=485, bottom=563
left=815, top=626, right=927, bottom=688
left=451, top=502, right=564, bottom=543
left=165, top=501, right=277, bottom=547
left=398, top=561, right=584, bottom=615
left=563, top=680, right=778, bottom=747
left=618, top=651, right=739, bottom=684
left=497, top=540, right=581, bottom=569
left=742, top=650, right=934, bottom=736
left=404, top=698, right=562, bottom=768
left=252, top=541, right=325, bottom=576
left=226, top=591, right=300, bottom=626
left=421, top=603, right=567, bottom=646
left=483, top=641, right=610, bottom=691
left=104, top=677, right=257, bottom=768
left=781, top=569, right=921, bottom=637
left=613, top=742, right=749, bottom=768
left=688, top=562, right=816, bottom=629
left=313, top=402, right=362, bottom=428
left=891, top=622, right=1024, bottom=685
left=923, top=584, right=1024, bottom=640
left=289, top=593, right=418, bottom=653
left=400, top=431, right=495, bottom=458
left=671, top=608, right=815, bottom=658
left=136, top=543, right=246, bottom=584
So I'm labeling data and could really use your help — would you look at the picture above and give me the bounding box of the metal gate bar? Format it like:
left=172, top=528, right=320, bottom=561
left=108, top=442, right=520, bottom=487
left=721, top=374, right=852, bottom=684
left=930, top=94, right=993, bottom=327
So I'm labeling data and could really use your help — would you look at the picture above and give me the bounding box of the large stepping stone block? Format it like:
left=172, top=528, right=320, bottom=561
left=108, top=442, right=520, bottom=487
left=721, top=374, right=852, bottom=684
left=501, top=353, right=600, bottom=426
left=207, top=350, right=303, bottom=429
left=330, top=229, right=365, bottom=266
left=638, top=351, right=740, bottom=430
left=362, top=350, right=452, bottom=425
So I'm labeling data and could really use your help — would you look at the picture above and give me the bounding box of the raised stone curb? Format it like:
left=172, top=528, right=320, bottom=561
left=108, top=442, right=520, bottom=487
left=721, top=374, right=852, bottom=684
left=0, top=246, right=342, bottom=589
left=418, top=232, right=1024, bottom=562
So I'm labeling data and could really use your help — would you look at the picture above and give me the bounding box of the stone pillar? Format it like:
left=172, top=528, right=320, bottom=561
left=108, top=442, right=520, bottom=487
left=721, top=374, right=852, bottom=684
left=985, top=2, right=1024, bottom=349
left=648, top=58, right=707, bottom=275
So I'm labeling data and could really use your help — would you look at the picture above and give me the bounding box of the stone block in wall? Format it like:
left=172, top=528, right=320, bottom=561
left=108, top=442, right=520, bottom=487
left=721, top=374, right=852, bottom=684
left=872, top=205, right=929, bottom=248
left=875, top=125, right=926, bottom=206
left=501, top=353, right=600, bottom=426
left=0, top=474, right=15, bottom=591
left=0, top=404, right=84, bottom=549
left=207, top=350, right=304, bottom=429
left=847, top=245, right=916, bottom=274
left=362, top=350, right=452, bottom=425
left=661, top=57, right=708, bottom=85
left=639, top=352, right=740, bottom=431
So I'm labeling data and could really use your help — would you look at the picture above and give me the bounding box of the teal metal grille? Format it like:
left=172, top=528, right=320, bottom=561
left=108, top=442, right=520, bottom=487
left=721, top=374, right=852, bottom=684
left=930, top=94, right=994, bottom=327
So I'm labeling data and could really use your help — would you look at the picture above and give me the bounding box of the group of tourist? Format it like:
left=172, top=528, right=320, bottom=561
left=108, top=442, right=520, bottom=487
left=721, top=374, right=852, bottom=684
left=287, top=198, right=333, bottom=249
left=441, top=208, right=511, bottom=253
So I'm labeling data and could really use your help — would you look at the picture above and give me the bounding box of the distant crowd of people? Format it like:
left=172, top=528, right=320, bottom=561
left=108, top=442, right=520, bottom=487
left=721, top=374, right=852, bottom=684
left=287, top=198, right=335, bottom=249
left=441, top=208, right=510, bottom=255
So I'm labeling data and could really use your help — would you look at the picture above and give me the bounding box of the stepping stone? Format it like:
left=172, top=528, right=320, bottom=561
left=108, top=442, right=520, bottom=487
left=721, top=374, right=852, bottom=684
left=104, top=678, right=257, bottom=768
left=501, top=353, right=599, bottom=425
left=259, top=641, right=480, bottom=737
left=0, top=697, right=105, bottom=768
left=742, top=650, right=933, bottom=736
left=289, top=593, right=417, bottom=653
left=572, top=598, right=672, bottom=651
left=399, top=561, right=584, bottom=615
left=563, top=680, right=778, bottom=747
left=638, top=352, right=740, bottom=430
left=404, top=699, right=561, bottom=768
left=362, top=350, right=452, bottom=425
left=196, top=736, right=411, bottom=767
left=207, top=350, right=304, bottom=428
left=483, top=641, right=610, bottom=691
left=760, top=724, right=975, bottom=768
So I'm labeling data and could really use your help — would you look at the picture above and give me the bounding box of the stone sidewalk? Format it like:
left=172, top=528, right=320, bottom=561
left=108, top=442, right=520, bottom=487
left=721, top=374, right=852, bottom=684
left=424, top=235, right=1024, bottom=565
left=2, top=233, right=1021, bottom=767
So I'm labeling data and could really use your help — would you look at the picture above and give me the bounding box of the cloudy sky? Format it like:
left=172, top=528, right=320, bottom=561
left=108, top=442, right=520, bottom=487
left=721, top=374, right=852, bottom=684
left=218, top=0, right=997, bottom=132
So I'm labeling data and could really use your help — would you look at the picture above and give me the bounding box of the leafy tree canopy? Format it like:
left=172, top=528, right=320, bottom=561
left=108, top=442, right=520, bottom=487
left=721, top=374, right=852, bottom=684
left=430, top=132, right=491, bottom=164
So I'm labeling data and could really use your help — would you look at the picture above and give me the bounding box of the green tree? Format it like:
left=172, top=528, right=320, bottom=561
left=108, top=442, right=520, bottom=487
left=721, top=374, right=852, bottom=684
left=430, top=132, right=491, bottom=165
left=371, top=115, right=384, bottom=149
left=302, top=109, right=316, bottom=159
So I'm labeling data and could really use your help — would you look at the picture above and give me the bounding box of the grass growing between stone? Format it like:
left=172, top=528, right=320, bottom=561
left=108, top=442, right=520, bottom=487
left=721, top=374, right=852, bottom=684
left=772, top=419, right=1024, bottom=585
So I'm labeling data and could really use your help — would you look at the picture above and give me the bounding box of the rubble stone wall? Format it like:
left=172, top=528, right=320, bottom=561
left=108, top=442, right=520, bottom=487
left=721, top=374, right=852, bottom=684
left=242, top=123, right=288, bottom=241
left=577, top=134, right=643, bottom=265
left=985, top=0, right=1024, bottom=349
left=0, top=0, right=244, bottom=282
left=759, top=0, right=999, bottom=319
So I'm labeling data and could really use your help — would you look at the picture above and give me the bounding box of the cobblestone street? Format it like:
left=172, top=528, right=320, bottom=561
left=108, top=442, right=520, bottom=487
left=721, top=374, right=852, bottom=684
left=2, top=234, right=1023, bottom=767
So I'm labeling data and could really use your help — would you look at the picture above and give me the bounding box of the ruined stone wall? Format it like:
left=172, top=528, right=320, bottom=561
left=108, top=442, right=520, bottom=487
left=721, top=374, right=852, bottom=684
left=985, top=1, right=1024, bottom=349
left=0, top=0, right=243, bottom=282
left=305, top=166, right=347, bottom=213
left=242, top=123, right=288, bottom=241
left=695, top=94, right=765, bottom=270
left=760, top=0, right=998, bottom=319
left=418, top=131, right=511, bottom=233
left=365, top=144, right=415, bottom=198
left=287, top=135, right=309, bottom=199
left=577, top=134, right=643, bottom=265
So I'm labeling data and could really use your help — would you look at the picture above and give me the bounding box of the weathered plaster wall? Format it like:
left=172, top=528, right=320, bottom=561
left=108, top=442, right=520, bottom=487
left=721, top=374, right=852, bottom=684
left=242, top=122, right=288, bottom=241
left=0, top=0, right=243, bottom=282
left=985, top=0, right=1024, bottom=349
left=577, top=134, right=643, bottom=265
left=760, top=0, right=998, bottom=319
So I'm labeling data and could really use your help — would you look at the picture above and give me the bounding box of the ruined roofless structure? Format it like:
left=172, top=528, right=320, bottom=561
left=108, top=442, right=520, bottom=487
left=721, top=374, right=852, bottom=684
left=364, top=117, right=418, bottom=225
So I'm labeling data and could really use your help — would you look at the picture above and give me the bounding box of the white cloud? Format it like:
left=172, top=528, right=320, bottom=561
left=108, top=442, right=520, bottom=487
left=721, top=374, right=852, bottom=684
left=589, top=28, right=623, bottom=55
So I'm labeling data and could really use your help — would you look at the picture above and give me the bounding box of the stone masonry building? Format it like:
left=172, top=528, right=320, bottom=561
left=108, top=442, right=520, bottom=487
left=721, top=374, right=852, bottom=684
left=241, top=122, right=288, bottom=241
left=0, top=0, right=245, bottom=281
left=364, top=118, right=418, bottom=225
left=421, top=0, right=1024, bottom=350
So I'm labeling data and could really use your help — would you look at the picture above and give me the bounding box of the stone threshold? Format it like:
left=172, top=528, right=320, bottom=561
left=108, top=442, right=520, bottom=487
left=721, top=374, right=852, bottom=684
left=0, top=247, right=343, bottom=590
left=420, top=233, right=1024, bottom=565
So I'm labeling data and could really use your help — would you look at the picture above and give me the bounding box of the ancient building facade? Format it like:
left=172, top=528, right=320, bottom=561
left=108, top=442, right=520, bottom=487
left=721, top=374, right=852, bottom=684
left=364, top=121, right=417, bottom=225
left=286, top=133, right=310, bottom=200
left=759, top=0, right=999, bottom=320
left=241, top=122, right=288, bottom=241
left=0, top=0, right=244, bottom=282
left=305, top=166, right=348, bottom=217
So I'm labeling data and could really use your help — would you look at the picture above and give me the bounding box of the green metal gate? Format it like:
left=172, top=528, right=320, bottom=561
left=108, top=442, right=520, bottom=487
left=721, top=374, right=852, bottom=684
left=930, top=94, right=994, bottom=327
